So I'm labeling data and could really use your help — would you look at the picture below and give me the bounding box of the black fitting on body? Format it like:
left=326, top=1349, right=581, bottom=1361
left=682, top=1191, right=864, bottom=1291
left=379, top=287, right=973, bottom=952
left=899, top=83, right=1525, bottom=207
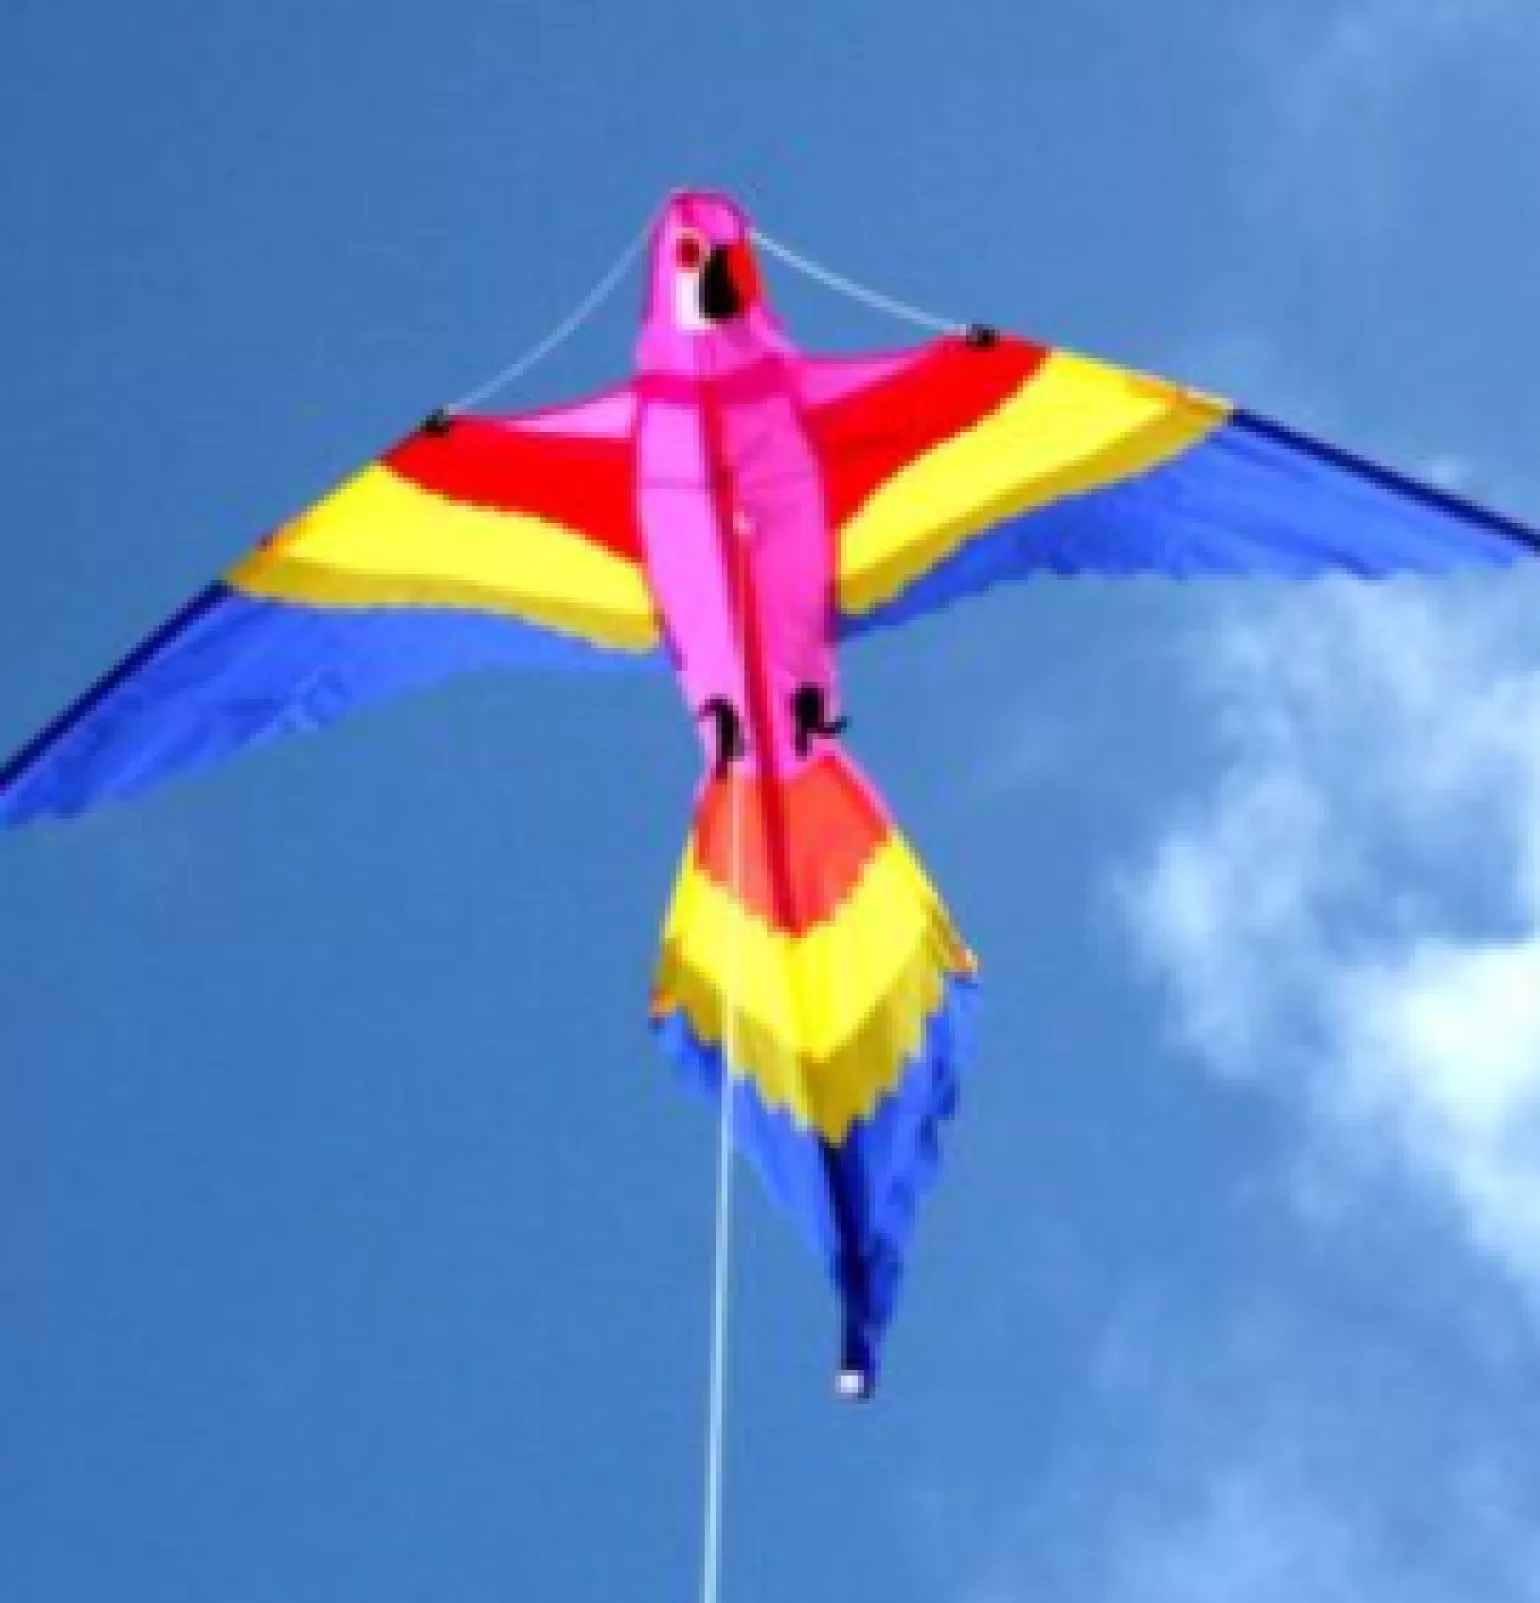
left=699, top=697, right=745, bottom=777
left=792, top=685, right=848, bottom=759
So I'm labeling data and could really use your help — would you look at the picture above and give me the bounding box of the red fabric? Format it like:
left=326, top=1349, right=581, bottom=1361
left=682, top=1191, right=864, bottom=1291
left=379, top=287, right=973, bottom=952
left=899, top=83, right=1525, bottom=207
left=692, top=756, right=892, bottom=936
left=810, top=335, right=1049, bottom=532
left=384, top=418, right=644, bottom=565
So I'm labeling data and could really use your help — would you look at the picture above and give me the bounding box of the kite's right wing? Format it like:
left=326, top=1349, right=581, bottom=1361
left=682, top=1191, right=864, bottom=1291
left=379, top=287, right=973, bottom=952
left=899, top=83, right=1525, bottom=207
left=799, top=334, right=1540, bottom=640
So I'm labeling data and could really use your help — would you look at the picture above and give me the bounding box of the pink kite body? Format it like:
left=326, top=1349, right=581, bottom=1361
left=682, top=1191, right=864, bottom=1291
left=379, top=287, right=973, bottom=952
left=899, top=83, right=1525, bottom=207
left=635, top=191, right=840, bottom=781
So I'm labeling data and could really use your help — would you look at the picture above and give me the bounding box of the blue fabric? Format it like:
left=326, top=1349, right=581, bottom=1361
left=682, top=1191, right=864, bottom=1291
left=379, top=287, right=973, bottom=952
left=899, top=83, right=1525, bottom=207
left=652, top=974, right=977, bottom=1392
left=0, top=585, right=658, bottom=827
left=843, top=411, right=1540, bottom=641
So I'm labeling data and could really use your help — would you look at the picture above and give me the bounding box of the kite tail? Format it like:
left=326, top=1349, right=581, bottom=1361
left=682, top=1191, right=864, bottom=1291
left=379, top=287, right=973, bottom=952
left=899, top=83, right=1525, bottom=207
left=649, top=747, right=977, bottom=1398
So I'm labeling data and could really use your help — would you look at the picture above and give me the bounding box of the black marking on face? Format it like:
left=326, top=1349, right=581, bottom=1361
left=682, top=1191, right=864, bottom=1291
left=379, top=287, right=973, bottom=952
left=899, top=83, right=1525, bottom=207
left=699, top=244, right=744, bottom=323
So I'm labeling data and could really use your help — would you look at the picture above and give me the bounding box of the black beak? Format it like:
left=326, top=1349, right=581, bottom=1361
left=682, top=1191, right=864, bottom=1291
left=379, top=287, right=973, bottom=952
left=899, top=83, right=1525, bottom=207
left=699, top=244, right=744, bottom=323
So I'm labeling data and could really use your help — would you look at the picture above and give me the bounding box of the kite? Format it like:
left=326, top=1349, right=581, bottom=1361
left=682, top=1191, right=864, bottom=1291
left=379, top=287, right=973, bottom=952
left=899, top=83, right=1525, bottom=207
left=4, top=190, right=1538, bottom=1400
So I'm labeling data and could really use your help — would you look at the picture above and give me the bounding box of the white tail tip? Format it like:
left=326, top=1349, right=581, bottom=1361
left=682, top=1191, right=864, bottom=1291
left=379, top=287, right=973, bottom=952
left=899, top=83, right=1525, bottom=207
left=835, top=1367, right=873, bottom=1402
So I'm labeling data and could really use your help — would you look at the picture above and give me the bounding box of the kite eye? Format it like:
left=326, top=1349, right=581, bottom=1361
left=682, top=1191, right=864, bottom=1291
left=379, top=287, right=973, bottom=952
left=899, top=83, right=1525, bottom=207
left=675, top=231, right=706, bottom=272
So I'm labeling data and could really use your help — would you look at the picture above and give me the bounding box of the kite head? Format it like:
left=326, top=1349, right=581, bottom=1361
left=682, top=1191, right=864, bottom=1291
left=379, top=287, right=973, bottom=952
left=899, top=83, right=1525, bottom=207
left=636, top=190, right=789, bottom=375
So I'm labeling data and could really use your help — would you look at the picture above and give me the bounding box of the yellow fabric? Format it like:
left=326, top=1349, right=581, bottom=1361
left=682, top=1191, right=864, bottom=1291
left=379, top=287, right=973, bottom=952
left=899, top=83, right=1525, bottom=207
left=838, top=351, right=1229, bottom=616
left=231, top=465, right=659, bottom=652
left=652, top=832, right=976, bottom=1141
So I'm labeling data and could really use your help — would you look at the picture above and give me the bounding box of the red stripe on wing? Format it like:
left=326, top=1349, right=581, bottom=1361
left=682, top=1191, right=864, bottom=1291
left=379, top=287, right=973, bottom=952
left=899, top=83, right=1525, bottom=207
left=811, top=335, right=1050, bottom=531
left=384, top=418, right=644, bottom=566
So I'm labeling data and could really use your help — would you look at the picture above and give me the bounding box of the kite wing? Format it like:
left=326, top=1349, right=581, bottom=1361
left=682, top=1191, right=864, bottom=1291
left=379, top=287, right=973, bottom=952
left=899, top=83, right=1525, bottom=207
left=803, top=335, right=1540, bottom=639
left=0, top=391, right=659, bottom=827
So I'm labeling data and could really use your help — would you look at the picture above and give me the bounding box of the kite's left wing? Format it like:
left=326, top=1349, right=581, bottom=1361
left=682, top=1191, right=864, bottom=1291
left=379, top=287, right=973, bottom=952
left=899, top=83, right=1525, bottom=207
left=0, top=392, right=659, bottom=827
left=804, top=334, right=1540, bottom=639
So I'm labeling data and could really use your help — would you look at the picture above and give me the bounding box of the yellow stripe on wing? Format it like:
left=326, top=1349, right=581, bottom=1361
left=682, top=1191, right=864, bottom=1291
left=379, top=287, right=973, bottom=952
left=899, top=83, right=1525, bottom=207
left=839, top=351, right=1230, bottom=616
left=231, top=465, right=659, bottom=652
left=652, top=832, right=976, bottom=1141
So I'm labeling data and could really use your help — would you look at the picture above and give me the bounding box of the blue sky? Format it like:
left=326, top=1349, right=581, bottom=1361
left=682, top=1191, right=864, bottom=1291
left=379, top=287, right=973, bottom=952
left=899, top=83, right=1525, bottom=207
left=5, top=2, right=1540, bottom=1599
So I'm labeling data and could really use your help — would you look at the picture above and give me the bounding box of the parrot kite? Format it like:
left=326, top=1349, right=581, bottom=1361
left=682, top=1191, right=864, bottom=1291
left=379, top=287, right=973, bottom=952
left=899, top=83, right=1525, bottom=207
left=4, top=189, right=1539, bottom=1398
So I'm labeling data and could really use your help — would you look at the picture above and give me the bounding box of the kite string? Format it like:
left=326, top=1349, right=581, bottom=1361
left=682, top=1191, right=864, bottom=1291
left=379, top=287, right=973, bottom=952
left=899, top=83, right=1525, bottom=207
left=701, top=582, right=743, bottom=1603
left=749, top=226, right=966, bottom=337
left=444, top=208, right=959, bottom=417
left=443, top=211, right=654, bottom=414
left=700, top=836, right=734, bottom=1603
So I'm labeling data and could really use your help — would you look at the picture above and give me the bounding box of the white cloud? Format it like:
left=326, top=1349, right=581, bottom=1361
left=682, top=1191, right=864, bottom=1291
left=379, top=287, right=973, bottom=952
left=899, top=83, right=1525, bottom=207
left=1099, top=1458, right=1385, bottom=1603
left=1092, top=1396, right=1540, bottom=1603
left=1124, top=577, right=1540, bottom=1296
left=955, top=1286, right=1540, bottom=1603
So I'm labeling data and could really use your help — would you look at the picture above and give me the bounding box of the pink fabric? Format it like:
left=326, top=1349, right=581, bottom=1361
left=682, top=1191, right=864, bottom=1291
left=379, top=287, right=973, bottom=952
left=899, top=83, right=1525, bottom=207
left=633, top=191, right=839, bottom=779
left=794, top=349, right=924, bottom=408
left=634, top=192, right=792, bottom=379
left=503, top=386, right=637, bottom=439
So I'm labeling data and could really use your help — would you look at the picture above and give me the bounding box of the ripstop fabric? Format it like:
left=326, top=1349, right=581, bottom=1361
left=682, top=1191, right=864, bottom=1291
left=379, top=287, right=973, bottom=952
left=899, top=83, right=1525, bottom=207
left=5, top=188, right=1538, bottom=1393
